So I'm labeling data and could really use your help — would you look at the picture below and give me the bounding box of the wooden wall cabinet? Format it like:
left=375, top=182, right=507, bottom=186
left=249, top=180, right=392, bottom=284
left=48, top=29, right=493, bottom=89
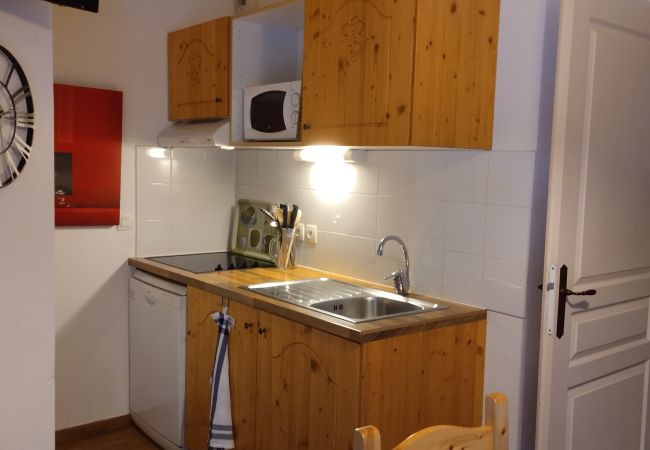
left=300, top=0, right=415, bottom=147
left=185, top=287, right=486, bottom=450
left=300, top=0, right=500, bottom=149
left=168, top=17, right=231, bottom=121
left=410, top=0, right=500, bottom=149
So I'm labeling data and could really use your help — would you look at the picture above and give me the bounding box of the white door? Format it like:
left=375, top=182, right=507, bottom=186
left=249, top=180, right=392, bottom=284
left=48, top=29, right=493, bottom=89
left=536, top=0, right=650, bottom=449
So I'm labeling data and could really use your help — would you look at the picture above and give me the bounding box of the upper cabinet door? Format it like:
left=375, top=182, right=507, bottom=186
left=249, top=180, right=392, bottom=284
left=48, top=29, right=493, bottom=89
left=301, top=0, right=415, bottom=146
left=168, top=17, right=231, bottom=121
left=411, top=0, right=500, bottom=149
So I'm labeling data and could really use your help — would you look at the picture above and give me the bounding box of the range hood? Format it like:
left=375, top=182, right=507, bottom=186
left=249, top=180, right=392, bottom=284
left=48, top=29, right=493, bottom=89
left=43, top=0, right=99, bottom=12
left=157, top=120, right=232, bottom=149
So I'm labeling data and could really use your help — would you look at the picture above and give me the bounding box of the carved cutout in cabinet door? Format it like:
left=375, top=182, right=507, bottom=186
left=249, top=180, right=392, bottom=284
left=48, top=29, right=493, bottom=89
left=302, top=0, right=415, bottom=146
left=411, top=0, right=499, bottom=149
left=168, top=17, right=231, bottom=121
left=255, top=311, right=361, bottom=450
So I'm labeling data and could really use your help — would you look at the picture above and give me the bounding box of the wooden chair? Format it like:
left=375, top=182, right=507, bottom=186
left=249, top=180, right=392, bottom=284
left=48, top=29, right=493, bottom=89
left=354, top=392, right=508, bottom=450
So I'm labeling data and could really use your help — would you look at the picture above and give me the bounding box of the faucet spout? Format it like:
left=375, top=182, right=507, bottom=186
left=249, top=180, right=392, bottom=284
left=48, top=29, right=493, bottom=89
left=376, top=235, right=410, bottom=295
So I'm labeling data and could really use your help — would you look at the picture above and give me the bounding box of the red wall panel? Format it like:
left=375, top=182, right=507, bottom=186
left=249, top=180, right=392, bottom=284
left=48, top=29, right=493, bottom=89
left=54, top=83, right=122, bottom=226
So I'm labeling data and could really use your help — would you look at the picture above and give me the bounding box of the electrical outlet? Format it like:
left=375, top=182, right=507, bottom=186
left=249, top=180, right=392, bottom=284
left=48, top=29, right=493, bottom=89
left=294, top=223, right=305, bottom=241
left=305, top=224, right=318, bottom=244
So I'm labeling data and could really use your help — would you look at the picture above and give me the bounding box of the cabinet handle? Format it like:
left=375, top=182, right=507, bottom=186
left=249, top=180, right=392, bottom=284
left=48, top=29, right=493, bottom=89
left=258, top=327, right=267, bottom=336
left=215, top=97, right=222, bottom=103
left=302, top=123, right=311, bottom=131
left=243, top=322, right=252, bottom=329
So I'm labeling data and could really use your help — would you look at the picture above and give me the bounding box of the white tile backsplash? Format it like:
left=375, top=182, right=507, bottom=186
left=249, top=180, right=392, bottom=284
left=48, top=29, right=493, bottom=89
left=412, top=151, right=447, bottom=200
left=327, top=233, right=378, bottom=282
left=235, top=149, right=258, bottom=185
left=138, top=148, right=171, bottom=183
left=137, top=146, right=235, bottom=256
left=443, top=202, right=486, bottom=254
left=484, top=205, right=532, bottom=261
left=482, top=257, right=528, bottom=317
left=138, top=220, right=172, bottom=256
left=138, top=183, right=171, bottom=221
left=442, top=251, right=483, bottom=303
left=377, top=196, right=410, bottom=239
left=409, top=245, right=444, bottom=297
left=351, top=158, right=380, bottom=195
left=172, top=148, right=207, bottom=183
left=276, top=150, right=300, bottom=189
left=408, top=198, right=445, bottom=248
left=317, top=193, right=377, bottom=238
left=256, top=150, right=277, bottom=187
left=377, top=151, right=412, bottom=197
left=236, top=184, right=260, bottom=201
left=487, top=151, right=536, bottom=207
left=171, top=218, right=207, bottom=254
left=171, top=183, right=206, bottom=219
left=445, top=151, right=490, bottom=203
left=234, top=146, right=542, bottom=318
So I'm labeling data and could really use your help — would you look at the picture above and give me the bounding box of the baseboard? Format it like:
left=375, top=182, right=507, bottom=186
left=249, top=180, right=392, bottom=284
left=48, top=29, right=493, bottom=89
left=55, top=414, right=133, bottom=446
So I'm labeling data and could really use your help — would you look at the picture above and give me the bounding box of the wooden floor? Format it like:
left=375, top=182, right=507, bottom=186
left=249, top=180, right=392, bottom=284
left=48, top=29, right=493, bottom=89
left=56, top=423, right=161, bottom=450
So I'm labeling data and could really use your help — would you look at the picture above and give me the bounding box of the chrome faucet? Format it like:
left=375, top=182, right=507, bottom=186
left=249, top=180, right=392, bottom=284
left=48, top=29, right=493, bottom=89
left=376, top=235, right=410, bottom=296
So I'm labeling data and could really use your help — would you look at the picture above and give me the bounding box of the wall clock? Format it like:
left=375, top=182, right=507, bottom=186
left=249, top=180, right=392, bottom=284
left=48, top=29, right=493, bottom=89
left=0, top=46, right=34, bottom=188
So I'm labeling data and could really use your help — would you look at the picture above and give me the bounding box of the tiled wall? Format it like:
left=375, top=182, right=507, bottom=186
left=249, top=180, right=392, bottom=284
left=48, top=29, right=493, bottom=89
left=235, top=148, right=538, bottom=319
left=136, top=146, right=236, bottom=256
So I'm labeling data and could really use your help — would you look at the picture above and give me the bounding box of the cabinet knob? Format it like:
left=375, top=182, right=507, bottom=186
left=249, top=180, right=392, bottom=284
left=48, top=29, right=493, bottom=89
left=215, top=97, right=222, bottom=103
left=258, top=327, right=267, bottom=336
left=302, top=123, right=311, bottom=131
left=244, top=322, right=252, bottom=329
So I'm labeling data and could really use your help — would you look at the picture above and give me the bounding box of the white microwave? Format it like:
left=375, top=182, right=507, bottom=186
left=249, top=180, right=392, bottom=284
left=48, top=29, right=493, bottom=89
left=244, top=80, right=301, bottom=141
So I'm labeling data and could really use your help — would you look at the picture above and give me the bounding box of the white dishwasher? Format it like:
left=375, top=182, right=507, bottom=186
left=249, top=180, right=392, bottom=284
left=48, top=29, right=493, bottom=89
left=129, top=270, right=186, bottom=450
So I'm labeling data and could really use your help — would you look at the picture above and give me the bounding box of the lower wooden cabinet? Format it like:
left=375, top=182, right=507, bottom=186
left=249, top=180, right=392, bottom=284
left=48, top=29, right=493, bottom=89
left=185, top=286, right=486, bottom=450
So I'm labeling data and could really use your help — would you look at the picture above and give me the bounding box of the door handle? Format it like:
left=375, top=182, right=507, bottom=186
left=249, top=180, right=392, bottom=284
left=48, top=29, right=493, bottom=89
left=556, top=265, right=597, bottom=339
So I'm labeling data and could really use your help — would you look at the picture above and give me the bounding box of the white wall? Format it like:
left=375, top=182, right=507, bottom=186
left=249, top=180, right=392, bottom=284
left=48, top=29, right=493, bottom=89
left=52, top=0, right=233, bottom=429
left=233, top=0, right=559, bottom=447
left=0, top=1, right=55, bottom=448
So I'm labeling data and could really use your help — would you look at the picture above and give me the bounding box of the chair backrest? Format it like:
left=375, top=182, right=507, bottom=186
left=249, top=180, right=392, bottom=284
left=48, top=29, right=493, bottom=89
left=354, top=392, right=508, bottom=450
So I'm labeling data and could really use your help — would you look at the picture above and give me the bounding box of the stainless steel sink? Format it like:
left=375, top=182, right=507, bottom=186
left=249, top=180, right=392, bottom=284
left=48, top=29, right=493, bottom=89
left=243, top=278, right=447, bottom=323
left=310, top=295, right=429, bottom=322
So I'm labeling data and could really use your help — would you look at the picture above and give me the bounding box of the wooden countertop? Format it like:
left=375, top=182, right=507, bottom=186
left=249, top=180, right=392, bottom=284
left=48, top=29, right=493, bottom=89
left=128, top=257, right=486, bottom=343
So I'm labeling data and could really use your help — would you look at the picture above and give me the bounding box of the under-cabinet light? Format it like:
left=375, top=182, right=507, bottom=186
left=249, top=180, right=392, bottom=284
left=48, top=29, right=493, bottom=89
left=146, top=147, right=169, bottom=159
left=293, top=146, right=365, bottom=164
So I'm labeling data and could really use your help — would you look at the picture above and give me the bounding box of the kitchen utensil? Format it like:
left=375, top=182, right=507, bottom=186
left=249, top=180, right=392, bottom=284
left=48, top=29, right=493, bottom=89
left=289, top=204, right=299, bottom=228
left=293, top=208, right=302, bottom=228
left=276, top=227, right=296, bottom=269
left=259, top=207, right=276, bottom=222
left=280, top=204, right=288, bottom=229
left=259, top=208, right=281, bottom=229
left=272, top=205, right=284, bottom=228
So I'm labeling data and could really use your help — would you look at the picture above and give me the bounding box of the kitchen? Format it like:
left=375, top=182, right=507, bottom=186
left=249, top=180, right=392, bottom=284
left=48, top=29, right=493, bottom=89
left=2, top=1, right=649, bottom=450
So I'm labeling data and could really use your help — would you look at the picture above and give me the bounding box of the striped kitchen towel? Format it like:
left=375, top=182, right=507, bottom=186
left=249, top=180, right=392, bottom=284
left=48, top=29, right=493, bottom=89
left=208, top=307, right=235, bottom=450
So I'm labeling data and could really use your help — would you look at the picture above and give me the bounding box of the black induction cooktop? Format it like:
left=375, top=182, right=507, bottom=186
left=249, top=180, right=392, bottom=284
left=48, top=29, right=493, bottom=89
left=147, top=252, right=274, bottom=273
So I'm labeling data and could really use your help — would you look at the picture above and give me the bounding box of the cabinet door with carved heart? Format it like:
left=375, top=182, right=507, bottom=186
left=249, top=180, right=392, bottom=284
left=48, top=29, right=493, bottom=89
left=301, top=0, right=415, bottom=146
left=255, top=311, right=361, bottom=450
left=168, top=17, right=231, bottom=121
